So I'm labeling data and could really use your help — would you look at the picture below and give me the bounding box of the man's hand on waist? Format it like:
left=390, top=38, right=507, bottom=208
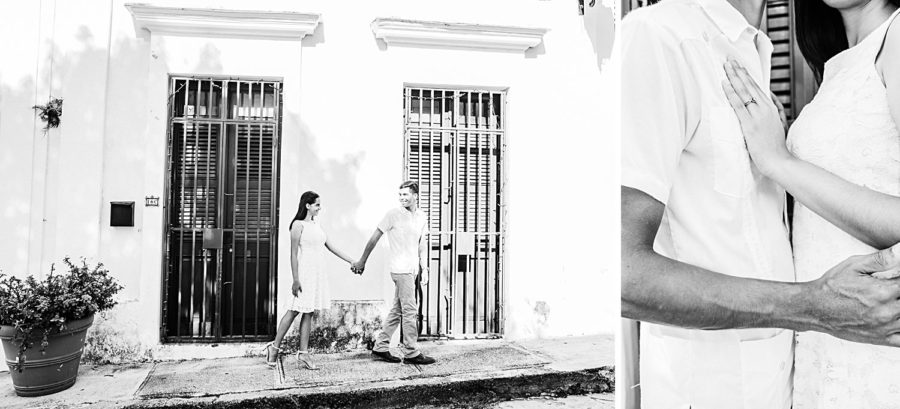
left=791, top=244, right=900, bottom=347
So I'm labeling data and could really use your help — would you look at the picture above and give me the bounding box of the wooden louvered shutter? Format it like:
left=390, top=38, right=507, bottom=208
left=170, top=122, right=221, bottom=231
left=766, top=0, right=818, bottom=122
left=406, top=89, right=449, bottom=238
left=232, top=122, right=276, bottom=236
left=766, top=0, right=795, bottom=120
left=455, top=92, right=501, bottom=236
left=622, top=0, right=657, bottom=16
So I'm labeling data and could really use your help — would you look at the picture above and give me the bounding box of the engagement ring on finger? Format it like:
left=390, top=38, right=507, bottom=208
left=743, top=97, right=757, bottom=107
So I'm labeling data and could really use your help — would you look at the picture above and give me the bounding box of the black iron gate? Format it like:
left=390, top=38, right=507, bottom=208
left=162, top=76, right=282, bottom=342
left=404, top=86, right=506, bottom=338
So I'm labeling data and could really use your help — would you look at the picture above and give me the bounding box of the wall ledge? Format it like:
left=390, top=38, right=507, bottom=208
left=125, top=3, right=321, bottom=40
left=371, top=18, right=547, bottom=52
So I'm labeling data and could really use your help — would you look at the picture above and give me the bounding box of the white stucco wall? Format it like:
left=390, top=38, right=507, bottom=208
left=0, top=0, right=617, bottom=357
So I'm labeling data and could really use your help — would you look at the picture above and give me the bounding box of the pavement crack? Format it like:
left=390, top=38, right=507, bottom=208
left=133, top=362, right=157, bottom=399
left=508, top=342, right=554, bottom=364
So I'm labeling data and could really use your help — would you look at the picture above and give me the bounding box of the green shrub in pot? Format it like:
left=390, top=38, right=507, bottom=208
left=0, top=258, right=122, bottom=396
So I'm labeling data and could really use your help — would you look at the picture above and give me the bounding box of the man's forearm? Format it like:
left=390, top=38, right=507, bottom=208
left=622, top=183, right=900, bottom=346
left=359, top=236, right=379, bottom=263
left=623, top=248, right=818, bottom=332
left=622, top=185, right=821, bottom=332
left=419, top=240, right=428, bottom=270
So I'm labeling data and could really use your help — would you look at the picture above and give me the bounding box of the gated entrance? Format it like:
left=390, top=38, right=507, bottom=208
left=162, top=76, right=282, bottom=342
left=404, top=86, right=506, bottom=337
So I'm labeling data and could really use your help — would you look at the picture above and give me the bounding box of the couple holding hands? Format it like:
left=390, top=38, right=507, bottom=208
left=264, top=181, right=435, bottom=370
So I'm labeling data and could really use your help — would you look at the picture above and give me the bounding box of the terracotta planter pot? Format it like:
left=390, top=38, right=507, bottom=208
left=0, top=315, right=93, bottom=397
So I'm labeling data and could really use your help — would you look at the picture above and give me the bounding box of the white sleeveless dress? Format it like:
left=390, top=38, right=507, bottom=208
left=787, top=9, right=900, bottom=408
left=284, top=219, right=331, bottom=313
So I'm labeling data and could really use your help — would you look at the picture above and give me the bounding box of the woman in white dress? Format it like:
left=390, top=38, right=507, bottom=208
left=722, top=0, right=900, bottom=406
left=265, top=191, right=355, bottom=369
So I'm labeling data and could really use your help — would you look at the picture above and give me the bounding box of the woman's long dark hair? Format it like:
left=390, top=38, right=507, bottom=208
left=796, top=0, right=900, bottom=83
left=291, top=191, right=319, bottom=228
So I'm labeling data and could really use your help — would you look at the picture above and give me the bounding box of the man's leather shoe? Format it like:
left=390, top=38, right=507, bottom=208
left=372, top=350, right=401, bottom=363
left=403, top=354, right=436, bottom=365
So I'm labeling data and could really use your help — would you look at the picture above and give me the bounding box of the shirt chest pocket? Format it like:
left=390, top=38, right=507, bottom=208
left=707, top=106, right=754, bottom=198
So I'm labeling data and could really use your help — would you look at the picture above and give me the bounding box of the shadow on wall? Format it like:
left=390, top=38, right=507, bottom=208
left=0, top=78, right=39, bottom=276
left=302, top=20, right=326, bottom=48
left=524, top=41, right=547, bottom=59
left=0, top=23, right=125, bottom=278
left=582, top=3, right=616, bottom=71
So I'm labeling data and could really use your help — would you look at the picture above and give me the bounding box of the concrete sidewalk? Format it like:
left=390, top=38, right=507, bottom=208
left=0, top=335, right=613, bottom=409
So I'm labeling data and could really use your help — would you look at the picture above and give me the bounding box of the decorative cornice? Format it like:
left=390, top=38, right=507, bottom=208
left=371, top=18, right=548, bottom=52
left=125, top=4, right=321, bottom=40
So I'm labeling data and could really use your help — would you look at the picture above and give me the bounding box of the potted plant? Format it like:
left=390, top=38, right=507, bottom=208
left=0, top=258, right=122, bottom=397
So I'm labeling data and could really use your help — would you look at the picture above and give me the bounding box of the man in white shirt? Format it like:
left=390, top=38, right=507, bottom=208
left=620, top=0, right=900, bottom=407
left=354, top=181, right=435, bottom=365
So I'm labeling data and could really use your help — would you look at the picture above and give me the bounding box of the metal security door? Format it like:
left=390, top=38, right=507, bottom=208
left=404, top=87, right=505, bottom=338
left=163, top=77, right=282, bottom=342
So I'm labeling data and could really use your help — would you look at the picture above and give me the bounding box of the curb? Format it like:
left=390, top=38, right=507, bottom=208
left=126, top=366, right=614, bottom=409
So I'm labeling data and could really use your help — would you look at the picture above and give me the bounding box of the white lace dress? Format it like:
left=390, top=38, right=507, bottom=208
left=283, top=219, right=331, bottom=313
left=787, top=9, right=900, bottom=408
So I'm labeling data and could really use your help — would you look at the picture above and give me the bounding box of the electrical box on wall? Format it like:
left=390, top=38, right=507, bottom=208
left=110, top=202, right=135, bottom=227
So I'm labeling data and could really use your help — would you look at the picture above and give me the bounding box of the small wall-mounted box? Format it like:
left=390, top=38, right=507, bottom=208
left=110, top=202, right=135, bottom=227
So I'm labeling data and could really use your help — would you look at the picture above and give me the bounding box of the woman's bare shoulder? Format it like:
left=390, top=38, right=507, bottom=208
left=290, top=220, right=305, bottom=237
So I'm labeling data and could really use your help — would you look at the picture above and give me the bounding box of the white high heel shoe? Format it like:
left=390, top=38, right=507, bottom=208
left=296, top=351, right=320, bottom=370
left=264, top=342, right=282, bottom=367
